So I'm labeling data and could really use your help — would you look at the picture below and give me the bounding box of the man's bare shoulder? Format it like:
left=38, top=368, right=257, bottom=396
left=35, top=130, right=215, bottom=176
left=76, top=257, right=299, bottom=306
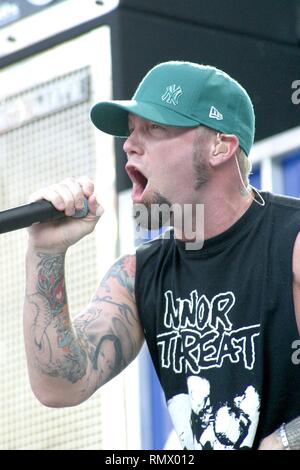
left=99, top=254, right=136, bottom=299
left=293, top=232, right=300, bottom=286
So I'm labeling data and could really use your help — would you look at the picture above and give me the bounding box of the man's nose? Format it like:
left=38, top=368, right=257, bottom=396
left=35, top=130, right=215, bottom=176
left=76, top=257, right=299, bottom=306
left=123, top=130, right=144, bottom=158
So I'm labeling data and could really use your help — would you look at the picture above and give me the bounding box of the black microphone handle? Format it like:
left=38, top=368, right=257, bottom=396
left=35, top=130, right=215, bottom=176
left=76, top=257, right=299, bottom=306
left=0, top=198, right=89, bottom=235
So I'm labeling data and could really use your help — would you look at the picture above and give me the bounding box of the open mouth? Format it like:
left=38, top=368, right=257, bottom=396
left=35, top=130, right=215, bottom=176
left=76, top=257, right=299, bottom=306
left=125, top=165, right=149, bottom=203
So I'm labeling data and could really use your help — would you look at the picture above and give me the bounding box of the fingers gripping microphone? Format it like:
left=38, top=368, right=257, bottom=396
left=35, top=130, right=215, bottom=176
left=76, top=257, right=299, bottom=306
left=0, top=198, right=89, bottom=235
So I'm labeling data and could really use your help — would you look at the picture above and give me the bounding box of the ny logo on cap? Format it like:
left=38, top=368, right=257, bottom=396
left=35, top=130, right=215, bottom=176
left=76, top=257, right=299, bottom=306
left=162, top=84, right=183, bottom=106
left=209, top=106, right=223, bottom=120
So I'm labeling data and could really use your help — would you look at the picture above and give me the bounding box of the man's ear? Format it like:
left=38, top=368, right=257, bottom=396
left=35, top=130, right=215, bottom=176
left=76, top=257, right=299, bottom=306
left=209, top=133, right=239, bottom=167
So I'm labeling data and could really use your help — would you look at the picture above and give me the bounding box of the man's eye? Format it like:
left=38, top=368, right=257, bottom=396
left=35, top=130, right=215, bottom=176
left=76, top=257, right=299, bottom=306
left=151, top=124, right=162, bottom=130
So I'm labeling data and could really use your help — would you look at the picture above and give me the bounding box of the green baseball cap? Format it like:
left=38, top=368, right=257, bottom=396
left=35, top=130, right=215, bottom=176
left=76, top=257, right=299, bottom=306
left=90, top=61, right=255, bottom=155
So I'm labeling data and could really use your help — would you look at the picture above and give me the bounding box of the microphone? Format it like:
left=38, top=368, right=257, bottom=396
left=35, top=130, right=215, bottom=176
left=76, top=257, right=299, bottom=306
left=0, top=198, right=89, bottom=235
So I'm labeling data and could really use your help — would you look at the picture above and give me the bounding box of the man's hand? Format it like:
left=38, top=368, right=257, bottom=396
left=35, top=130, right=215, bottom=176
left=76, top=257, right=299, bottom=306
left=27, top=176, right=103, bottom=253
left=258, top=431, right=285, bottom=450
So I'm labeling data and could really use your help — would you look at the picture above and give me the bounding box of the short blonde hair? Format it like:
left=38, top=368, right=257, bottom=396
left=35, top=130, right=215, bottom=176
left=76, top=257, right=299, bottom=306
left=236, top=148, right=252, bottom=186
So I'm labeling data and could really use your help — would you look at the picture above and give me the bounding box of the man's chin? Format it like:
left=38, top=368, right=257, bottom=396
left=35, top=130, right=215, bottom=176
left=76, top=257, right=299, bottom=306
left=133, top=195, right=173, bottom=231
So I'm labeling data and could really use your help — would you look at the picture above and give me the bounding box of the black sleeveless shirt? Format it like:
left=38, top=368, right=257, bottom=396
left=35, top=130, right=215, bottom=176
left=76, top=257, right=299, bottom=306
left=135, top=192, right=300, bottom=450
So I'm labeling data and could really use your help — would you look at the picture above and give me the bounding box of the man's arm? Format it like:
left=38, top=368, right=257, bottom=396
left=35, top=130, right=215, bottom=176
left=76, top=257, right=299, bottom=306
left=23, top=176, right=143, bottom=407
left=292, top=231, right=300, bottom=334
left=259, top=417, right=300, bottom=450
left=259, top=232, right=300, bottom=449
left=24, top=251, right=143, bottom=407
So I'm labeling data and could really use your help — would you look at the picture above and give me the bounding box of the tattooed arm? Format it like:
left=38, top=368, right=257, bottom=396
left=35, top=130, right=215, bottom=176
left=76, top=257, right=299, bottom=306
left=23, top=249, right=143, bottom=407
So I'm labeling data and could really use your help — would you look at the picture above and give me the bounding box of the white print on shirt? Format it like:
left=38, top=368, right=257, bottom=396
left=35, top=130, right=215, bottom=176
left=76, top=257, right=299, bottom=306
left=157, top=290, right=260, bottom=374
left=168, top=378, right=260, bottom=450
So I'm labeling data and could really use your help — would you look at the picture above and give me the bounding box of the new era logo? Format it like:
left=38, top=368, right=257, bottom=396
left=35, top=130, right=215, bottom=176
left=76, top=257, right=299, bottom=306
left=209, top=106, right=223, bottom=120
left=162, top=84, right=183, bottom=106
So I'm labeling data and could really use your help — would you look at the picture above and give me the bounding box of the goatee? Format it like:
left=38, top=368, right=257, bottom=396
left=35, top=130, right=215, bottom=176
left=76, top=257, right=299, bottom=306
left=133, top=192, right=173, bottom=231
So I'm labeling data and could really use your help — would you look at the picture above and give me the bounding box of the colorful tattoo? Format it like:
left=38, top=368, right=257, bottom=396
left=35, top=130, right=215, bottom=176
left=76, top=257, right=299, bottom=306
left=26, top=253, right=139, bottom=388
left=100, top=256, right=135, bottom=295
left=36, top=253, right=66, bottom=317
left=28, top=252, right=87, bottom=383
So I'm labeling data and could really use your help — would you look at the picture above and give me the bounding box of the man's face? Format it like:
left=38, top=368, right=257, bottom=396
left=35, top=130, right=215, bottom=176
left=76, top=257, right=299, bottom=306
left=123, top=114, right=211, bottom=210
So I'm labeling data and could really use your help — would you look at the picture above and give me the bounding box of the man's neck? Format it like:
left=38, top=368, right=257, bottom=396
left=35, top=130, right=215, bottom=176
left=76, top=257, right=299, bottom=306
left=202, top=190, right=253, bottom=239
left=173, top=187, right=254, bottom=243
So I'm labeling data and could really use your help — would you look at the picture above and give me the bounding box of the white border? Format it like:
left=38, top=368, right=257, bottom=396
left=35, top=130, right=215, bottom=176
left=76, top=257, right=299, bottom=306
left=249, top=125, right=300, bottom=192
left=250, top=125, right=300, bottom=164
